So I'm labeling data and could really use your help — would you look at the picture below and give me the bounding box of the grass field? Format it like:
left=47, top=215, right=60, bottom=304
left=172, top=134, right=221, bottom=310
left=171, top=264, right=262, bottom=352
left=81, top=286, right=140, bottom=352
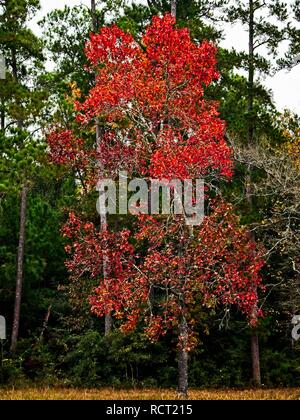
left=0, top=388, right=300, bottom=400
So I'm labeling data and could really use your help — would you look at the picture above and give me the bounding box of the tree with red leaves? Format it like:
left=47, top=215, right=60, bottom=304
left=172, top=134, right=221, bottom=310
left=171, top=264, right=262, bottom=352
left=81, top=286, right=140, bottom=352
left=61, top=200, right=264, bottom=396
left=49, top=14, right=265, bottom=396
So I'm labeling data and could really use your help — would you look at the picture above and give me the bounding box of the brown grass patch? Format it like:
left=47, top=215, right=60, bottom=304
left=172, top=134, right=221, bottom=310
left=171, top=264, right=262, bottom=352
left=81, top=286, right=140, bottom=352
left=0, top=388, right=299, bottom=400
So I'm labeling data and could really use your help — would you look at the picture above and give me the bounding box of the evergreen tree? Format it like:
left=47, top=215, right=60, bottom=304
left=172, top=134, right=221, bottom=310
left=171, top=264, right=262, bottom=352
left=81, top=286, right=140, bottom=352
left=0, top=0, right=47, bottom=352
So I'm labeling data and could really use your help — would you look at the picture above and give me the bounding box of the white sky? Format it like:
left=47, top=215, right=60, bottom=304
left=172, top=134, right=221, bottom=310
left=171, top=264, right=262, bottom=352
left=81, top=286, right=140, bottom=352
left=31, top=0, right=300, bottom=114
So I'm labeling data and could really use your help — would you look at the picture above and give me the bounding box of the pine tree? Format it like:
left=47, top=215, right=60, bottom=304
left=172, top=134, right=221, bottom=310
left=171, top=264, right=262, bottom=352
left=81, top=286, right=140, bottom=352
left=225, top=0, right=289, bottom=386
left=0, top=0, right=46, bottom=353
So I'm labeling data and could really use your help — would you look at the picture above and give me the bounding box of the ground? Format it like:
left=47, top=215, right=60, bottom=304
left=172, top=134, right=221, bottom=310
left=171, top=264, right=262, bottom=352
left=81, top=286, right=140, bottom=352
left=0, top=388, right=300, bottom=400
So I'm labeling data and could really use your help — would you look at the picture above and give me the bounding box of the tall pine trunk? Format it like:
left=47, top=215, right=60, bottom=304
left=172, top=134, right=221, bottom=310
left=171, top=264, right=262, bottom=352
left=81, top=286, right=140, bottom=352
left=247, top=0, right=261, bottom=386
left=1, top=98, right=5, bottom=132
left=91, top=0, right=112, bottom=335
left=10, top=184, right=29, bottom=353
left=248, top=0, right=254, bottom=147
left=10, top=42, right=28, bottom=353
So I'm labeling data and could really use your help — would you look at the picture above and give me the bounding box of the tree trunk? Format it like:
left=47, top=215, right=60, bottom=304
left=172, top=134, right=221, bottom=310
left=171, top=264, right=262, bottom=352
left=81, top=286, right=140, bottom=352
left=248, top=0, right=254, bottom=147
left=91, top=0, right=98, bottom=33
left=10, top=19, right=28, bottom=354
left=246, top=0, right=261, bottom=387
left=171, top=0, right=177, bottom=18
left=178, top=316, right=188, bottom=398
left=95, top=142, right=112, bottom=336
left=1, top=105, right=4, bottom=132
left=251, top=330, right=261, bottom=386
left=39, top=305, right=52, bottom=342
left=105, top=304, right=113, bottom=336
left=10, top=184, right=29, bottom=353
left=171, top=0, right=188, bottom=394
left=91, top=0, right=112, bottom=335
left=101, top=210, right=113, bottom=336
left=11, top=46, right=23, bottom=129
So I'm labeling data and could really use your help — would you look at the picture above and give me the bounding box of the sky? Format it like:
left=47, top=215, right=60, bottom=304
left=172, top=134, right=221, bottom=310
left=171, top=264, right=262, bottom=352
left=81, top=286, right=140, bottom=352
left=31, top=0, right=300, bottom=114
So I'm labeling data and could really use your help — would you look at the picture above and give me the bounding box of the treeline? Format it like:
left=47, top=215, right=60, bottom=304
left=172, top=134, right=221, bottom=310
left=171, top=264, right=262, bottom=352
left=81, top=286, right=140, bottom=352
left=0, top=0, right=300, bottom=390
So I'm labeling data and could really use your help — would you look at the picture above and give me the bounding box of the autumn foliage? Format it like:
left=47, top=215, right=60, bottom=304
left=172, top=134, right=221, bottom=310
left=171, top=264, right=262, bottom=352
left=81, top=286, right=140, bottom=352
left=49, top=14, right=265, bottom=351
left=50, top=13, right=233, bottom=181
left=62, top=200, right=264, bottom=349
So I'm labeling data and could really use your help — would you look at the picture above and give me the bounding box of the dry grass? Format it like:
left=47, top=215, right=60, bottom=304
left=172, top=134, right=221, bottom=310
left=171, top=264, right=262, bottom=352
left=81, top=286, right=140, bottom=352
left=0, top=388, right=299, bottom=400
